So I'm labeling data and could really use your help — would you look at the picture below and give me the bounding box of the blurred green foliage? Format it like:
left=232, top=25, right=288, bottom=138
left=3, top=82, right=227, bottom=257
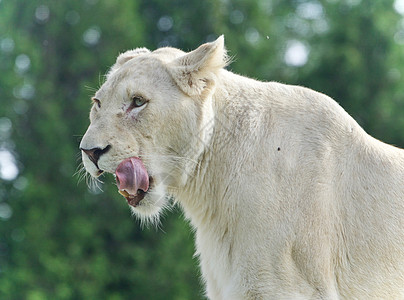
left=0, top=0, right=403, bottom=299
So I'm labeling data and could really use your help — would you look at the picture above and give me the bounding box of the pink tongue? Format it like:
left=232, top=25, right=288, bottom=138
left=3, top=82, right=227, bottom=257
left=115, top=157, right=149, bottom=195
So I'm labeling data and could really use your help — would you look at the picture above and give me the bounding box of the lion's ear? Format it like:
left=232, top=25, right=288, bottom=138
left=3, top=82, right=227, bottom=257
left=168, top=35, right=228, bottom=97
left=116, top=48, right=150, bottom=66
left=108, top=48, right=150, bottom=75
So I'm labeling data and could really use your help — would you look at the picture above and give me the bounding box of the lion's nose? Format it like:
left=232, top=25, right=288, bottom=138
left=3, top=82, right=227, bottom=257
left=80, top=145, right=111, bottom=168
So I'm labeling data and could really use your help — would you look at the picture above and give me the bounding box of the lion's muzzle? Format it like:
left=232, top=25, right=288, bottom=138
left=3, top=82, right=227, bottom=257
left=115, top=157, right=150, bottom=207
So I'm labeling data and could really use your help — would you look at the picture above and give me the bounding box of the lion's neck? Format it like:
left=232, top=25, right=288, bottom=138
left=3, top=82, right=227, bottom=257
left=175, top=72, right=249, bottom=232
left=176, top=136, right=237, bottom=231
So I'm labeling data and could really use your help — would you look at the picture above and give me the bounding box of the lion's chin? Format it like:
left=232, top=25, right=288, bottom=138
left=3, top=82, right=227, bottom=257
left=128, top=183, right=169, bottom=225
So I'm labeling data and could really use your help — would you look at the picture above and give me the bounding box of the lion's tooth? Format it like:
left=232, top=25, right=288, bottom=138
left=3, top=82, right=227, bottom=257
left=119, top=190, right=130, bottom=197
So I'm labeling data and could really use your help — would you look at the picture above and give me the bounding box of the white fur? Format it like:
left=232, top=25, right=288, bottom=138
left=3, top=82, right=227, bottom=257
left=80, top=36, right=404, bottom=299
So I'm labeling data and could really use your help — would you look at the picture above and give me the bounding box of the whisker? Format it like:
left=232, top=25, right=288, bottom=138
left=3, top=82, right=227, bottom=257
left=74, top=162, right=87, bottom=184
left=98, top=72, right=107, bottom=89
left=74, top=159, right=104, bottom=192
left=76, top=151, right=83, bottom=161
left=84, top=85, right=98, bottom=93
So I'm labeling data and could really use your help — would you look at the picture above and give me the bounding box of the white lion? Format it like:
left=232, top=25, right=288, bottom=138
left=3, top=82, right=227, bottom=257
left=80, top=36, right=404, bottom=299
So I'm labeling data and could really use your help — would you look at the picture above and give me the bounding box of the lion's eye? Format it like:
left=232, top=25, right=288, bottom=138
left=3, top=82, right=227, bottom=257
left=92, top=97, right=101, bottom=108
left=132, top=95, right=147, bottom=108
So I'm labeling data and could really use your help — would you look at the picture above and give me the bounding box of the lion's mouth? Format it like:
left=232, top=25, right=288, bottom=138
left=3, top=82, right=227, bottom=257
left=118, top=189, right=147, bottom=207
left=115, top=157, right=151, bottom=207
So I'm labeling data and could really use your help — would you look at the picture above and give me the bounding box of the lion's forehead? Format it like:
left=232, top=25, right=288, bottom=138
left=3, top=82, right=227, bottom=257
left=97, top=48, right=185, bottom=101
left=151, top=47, right=185, bottom=62
left=97, top=69, right=163, bottom=100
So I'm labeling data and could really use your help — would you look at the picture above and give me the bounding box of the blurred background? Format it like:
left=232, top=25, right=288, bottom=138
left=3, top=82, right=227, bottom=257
left=1, top=0, right=404, bottom=299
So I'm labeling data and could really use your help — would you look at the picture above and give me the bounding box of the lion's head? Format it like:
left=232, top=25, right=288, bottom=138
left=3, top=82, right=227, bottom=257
left=80, top=36, right=227, bottom=221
